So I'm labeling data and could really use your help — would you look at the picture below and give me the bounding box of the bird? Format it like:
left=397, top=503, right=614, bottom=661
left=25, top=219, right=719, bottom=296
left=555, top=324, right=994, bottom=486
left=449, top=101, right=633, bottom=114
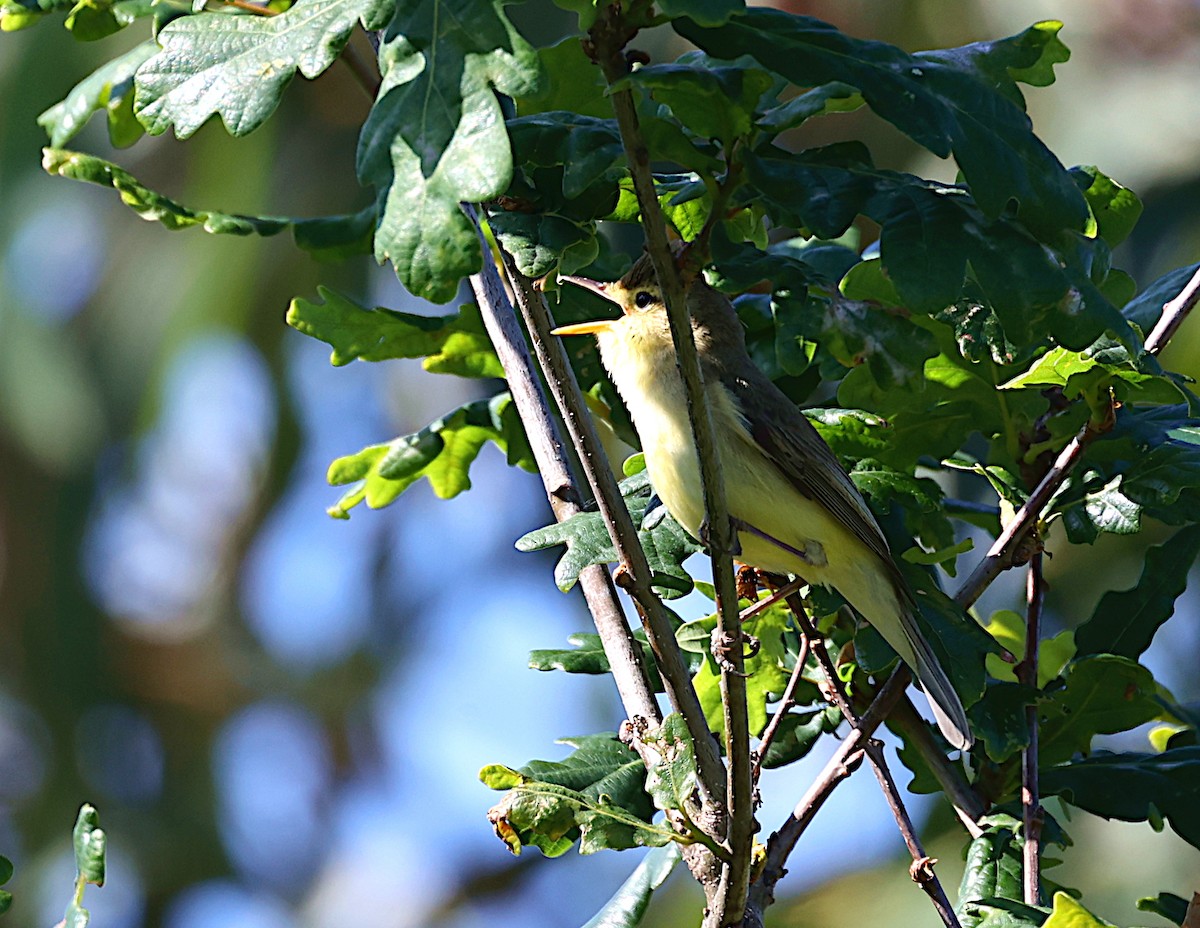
left=554, top=251, right=972, bottom=751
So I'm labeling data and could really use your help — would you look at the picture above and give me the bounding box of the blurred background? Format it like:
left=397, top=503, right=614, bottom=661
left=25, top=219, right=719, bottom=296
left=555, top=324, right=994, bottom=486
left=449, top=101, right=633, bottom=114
left=1, top=1, right=1198, bottom=925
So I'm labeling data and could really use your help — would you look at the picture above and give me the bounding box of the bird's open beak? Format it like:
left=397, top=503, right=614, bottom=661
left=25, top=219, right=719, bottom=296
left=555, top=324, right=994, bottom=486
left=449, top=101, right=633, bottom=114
left=552, top=275, right=621, bottom=336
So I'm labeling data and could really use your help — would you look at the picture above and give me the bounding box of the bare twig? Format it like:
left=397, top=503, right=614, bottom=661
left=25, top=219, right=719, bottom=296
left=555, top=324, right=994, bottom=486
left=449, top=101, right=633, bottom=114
left=779, top=590, right=961, bottom=928
left=749, top=668, right=910, bottom=914
left=588, top=8, right=752, bottom=924
left=341, top=35, right=382, bottom=101
left=752, top=634, right=811, bottom=784
left=890, top=696, right=987, bottom=836
left=493, top=247, right=728, bottom=818
left=1018, top=553, right=1045, bottom=905
left=1145, top=265, right=1200, bottom=353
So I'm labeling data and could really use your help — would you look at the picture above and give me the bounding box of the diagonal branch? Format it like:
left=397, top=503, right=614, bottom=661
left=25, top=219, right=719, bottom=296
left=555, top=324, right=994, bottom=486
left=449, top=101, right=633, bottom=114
left=778, top=589, right=961, bottom=928
left=955, top=264, right=1200, bottom=608
left=466, top=210, right=660, bottom=728
left=753, top=265, right=1200, bottom=920
left=489, top=243, right=728, bottom=819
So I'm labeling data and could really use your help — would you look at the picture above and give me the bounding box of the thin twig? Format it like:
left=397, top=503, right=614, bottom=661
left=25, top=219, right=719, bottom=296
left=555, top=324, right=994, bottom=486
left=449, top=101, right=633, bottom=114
left=1145, top=265, right=1200, bottom=353
left=341, top=34, right=382, bottom=101
left=493, top=244, right=728, bottom=818
left=738, top=577, right=805, bottom=625
left=1018, top=553, right=1045, bottom=906
left=890, top=696, right=987, bottom=836
left=752, top=633, right=811, bottom=784
left=588, top=8, right=752, bottom=924
left=749, top=669, right=909, bottom=915
left=779, top=591, right=961, bottom=928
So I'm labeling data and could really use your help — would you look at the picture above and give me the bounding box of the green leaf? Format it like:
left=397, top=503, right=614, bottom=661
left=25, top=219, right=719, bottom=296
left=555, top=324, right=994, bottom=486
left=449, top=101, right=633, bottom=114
left=1072, top=166, right=1142, bottom=247
left=515, top=37, right=609, bottom=118
left=134, top=0, right=392, bottom=137
left=0, top=0, right=71, bottom=31
left=64, top=0, right=151, bottom=39
left=1136, top=892, right=1190, bottom=926
left=1042, top=745, right=1200, bottom=851
left=482, top=734, right=675, bottom=857
left=956, top=815, right=1026, bottom=928
left=1075, top=525, right=1200, bottom=660
left=581, top=844, right=682, bottom=928
left=679, top=11, right=1088, bottom=238
left=357, top=0, right=542, bottom=303
left=487, top=210, right=598, bottom=278
left=287, top=287, right=501, bottom=376
left=924, top=20, right=1068, bottom=98
left=73, top=804, right=105, bottom=886
left=43, top=148, right=288, bottom=234
left=529, top=632, right=664, bottom=691
left=522, top=734, right=656, bottom=822
left=967, top=682, right=1034, bottom=764
left=1038, top=655, right=1161, bottom=766
left=742, top=147, right=1131, bottom=351
left=507, top=113, right=624, bottom=200
left=1057, top=405, right=1200, bottom=542
left=757, top=81, right=863, bottom=133
left=1041, top=893, right=1114, bottom=928
left=0, top=856, right=11, bottom=916
left=689, top=597, right=801, bottom=738
left=642, top=715, right=699, bottom=814
left=983, top=609, right=1075, bottom=687
left=516, top=469, right=703, bottom=599
left=655, top=0, right=742, bottom=27
left=38, top=41, right=156, bottom=146
left=759, top=706, right=840, bottom=769
left=44, top=147, right=373, bottom=259
left=326, top=393, right=534, bottom=516
left=621, top=59, right=773, bottom=146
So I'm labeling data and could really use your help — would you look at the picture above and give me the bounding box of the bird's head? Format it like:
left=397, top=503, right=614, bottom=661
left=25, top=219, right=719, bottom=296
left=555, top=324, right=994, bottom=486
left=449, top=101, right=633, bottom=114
left=553, top=253, right=742, bottom=357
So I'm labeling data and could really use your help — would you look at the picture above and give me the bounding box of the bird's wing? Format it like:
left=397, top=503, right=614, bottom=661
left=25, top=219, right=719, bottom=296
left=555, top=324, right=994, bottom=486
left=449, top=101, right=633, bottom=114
left=726, top=373, right=901, bottom=574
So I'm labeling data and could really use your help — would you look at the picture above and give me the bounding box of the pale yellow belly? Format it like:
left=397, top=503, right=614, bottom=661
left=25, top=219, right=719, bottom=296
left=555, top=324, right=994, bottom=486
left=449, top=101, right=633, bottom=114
left=640, top=392, right=910, bottom=664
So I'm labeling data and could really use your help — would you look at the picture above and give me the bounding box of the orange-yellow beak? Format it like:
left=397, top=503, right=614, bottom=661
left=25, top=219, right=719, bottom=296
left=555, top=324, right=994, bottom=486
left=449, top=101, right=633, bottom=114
left=552, top=275, right=624, bottom=336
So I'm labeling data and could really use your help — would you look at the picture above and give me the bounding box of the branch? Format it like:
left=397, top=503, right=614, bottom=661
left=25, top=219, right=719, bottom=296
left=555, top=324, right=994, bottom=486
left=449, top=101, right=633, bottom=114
left=465, top=210, right=660, bottom=728
left=749, top=668, right=910, bottom=914
left=752, top=633, right=810, bottom=785
left=780, top=590, right=961, bottom=928
left=588, top=8, right=753, bottom=924
left=955, top=264, right=1200, bottom=608
left=1018, top=554, right=1045, bottom=905
left=487, top=242, right=728, bottom=820
left=889, top=696, right=987, bottom=836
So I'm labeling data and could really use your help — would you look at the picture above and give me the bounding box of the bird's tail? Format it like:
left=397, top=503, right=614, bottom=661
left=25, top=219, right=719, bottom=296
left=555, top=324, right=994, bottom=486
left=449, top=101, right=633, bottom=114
left=898, top=609, right=973, bottom=751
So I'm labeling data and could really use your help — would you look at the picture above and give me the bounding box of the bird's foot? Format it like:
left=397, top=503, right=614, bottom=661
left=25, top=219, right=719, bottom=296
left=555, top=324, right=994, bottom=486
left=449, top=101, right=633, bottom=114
left=698, top=515, right=743, bottom=557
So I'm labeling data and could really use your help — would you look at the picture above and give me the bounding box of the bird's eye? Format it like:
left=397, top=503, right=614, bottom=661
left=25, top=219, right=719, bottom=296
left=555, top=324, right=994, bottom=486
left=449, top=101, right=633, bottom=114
left=634, top=290, right=654, bottom=309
